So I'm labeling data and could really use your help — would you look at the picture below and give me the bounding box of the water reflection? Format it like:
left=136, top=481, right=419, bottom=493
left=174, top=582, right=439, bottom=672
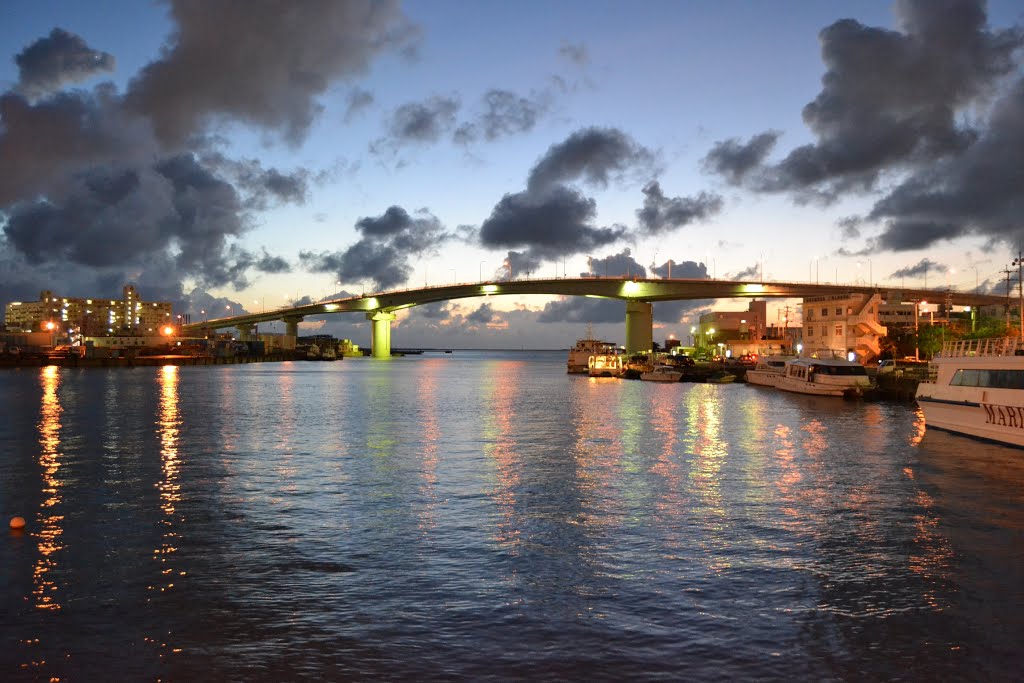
left=415, top=361, right=441, bottom=534
left=33, top=365, right=64, bottom=612
left=154, top=365, right=182, bottom=595
left=484, top=361, right=522, bottom=552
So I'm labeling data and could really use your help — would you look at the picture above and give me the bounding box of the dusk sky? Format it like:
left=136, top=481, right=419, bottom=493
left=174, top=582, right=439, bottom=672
left=1, top=0, right=1022, bottom=348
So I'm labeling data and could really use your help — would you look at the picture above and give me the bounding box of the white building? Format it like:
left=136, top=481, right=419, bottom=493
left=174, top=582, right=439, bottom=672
left=801, top=292, right=887, bottom=362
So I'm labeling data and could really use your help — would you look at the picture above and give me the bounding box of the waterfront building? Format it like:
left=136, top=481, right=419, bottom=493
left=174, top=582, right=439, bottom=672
left=801, top=292, right=886, bottom=362
left=4, top=285, right=174, bottom=343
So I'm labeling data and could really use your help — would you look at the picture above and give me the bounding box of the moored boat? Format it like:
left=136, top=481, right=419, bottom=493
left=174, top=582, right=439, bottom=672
left=915, top=337, right=1024, bottom=447
left=567, top=324, right=618, bottom=374
left=745, top=356, right=790, bottom=388
left=588, top=353, right=624, bottom=377
left=640, top=365, right=683, bottom=382
left=775, top=356, right=871, bottom=397
left=706, top=369, right=736, bottom=384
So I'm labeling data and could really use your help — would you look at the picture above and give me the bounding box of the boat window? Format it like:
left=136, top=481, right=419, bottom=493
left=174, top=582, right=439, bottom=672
left=950, top=369, right=1024, bottom=388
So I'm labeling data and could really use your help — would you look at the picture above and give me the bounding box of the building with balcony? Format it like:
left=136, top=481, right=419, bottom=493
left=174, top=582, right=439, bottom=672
left=4, top=285, right=175, bottom=344
left=802, top=292, right=886, bottom=362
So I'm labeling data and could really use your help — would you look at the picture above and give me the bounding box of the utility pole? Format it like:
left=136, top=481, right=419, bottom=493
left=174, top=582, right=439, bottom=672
left=1004, top=266, right=1014, bottom=333
left=1014, top=250, right=1024, bottom=338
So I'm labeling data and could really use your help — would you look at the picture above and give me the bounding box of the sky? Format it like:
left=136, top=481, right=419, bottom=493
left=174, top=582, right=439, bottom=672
left=1, top=0, right=1023, bottom=348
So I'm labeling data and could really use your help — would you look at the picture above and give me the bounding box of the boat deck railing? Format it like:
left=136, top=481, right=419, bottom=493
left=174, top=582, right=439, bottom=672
left=938, top=337, right=1024, bottom=358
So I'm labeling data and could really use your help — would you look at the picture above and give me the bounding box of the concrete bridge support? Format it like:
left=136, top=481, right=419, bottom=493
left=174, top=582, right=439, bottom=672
left=625, top=301, right=653, bottom=355
left=282, top=315, right=303, bottom=351
left=236, top=324, right=257, bottom=341
left=367, top=311, right=397, bottom=359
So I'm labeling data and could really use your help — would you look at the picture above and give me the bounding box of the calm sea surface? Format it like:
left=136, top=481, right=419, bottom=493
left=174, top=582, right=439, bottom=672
left=2, top=351, right=1023, bottom=681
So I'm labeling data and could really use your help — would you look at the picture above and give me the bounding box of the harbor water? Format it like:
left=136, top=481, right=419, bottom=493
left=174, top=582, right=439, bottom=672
left=1, top=351, right=1022, bottom=681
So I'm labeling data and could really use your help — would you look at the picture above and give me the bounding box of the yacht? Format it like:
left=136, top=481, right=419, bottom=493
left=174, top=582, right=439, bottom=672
left=567, top=324, right=618, bottom=374
left=745, top=356, right=789, bottom=388
left=640, top=365, right=683, bottom=382
left=775, top=357, right=871, bottom=397
left=915, top=337, right=1024, bottom=447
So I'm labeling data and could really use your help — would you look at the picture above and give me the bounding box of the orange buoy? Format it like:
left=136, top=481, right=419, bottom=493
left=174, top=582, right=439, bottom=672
left=9, top=516, right=26, bottom=530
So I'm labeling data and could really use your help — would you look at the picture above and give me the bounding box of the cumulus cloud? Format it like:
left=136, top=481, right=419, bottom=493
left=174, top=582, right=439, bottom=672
left=636, top=181, right=723, bottom=235
left=15, top=28, right=116, bottom=99
left=526, top=126, right=657, bottom=193
left=300, top=206, right=449, bottom=290
left=127, top=0, right=418, bottom=146
left=650, top=259, right=707, bottom=279
left=702, top=0, right=1024, bottom=251
left=453, top=89, right=547, bottom=144
left=479, top=186, right=626, bottom=260
left=889, top=258, right=948, bottom=280
left=382, top=95, right=460, bottom=144
left=0, top=1, right=416, bottom=309
left=586, top=249, right=645, bottom=278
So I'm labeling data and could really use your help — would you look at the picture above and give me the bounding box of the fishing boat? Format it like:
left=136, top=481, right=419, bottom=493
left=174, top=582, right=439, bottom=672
left=745, top=356, right=790, bottom=388
left=775, top=357, right=871, bottom=397
left=640, top=365, right=683, bottom=382
left=915, top=337, right=1024, bottom=447
left=567, top=324, right=618, bottom=374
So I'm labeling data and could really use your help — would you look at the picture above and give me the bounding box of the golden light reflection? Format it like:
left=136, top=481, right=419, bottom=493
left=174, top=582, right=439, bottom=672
left=32, top=365, right=64, bottom=612
left=568, top=378, right=625, bottom=532
left=153, top=365, right=182, bottom=596
left=682, top=385, right=730, bottom=571
left=909, top=405, right=927, bottom=446
left=416, top=361, right=441, bottom=534
left=484, top=361, right=523, bottom=552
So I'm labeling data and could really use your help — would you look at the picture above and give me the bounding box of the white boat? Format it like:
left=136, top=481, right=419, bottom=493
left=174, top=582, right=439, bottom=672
left=775, top=357, right=871, bottom=397
left=588, top=353, right=623, bottom=377
left=640, top=365, right=682, bottom=382
left=745, top=356, right=789, bottom=388
left=567, top=324, right=618, bottom=374
left=915, top=337, right=1024, bottom=447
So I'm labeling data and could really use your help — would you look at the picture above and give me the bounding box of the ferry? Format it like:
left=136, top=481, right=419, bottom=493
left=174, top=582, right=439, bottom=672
left=745, top=356, right=789, bottom=388
left=775, top=357, right=872, bottom=398
left=588, top=353, right=624, bottom=377
left=567, top=324, right=618, bottom=374
left=915, top=337, right=1024, bottom=447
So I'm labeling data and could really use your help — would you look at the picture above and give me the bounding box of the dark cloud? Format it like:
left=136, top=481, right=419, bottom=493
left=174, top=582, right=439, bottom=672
left=526, top=127, right=657, bottom=193
left=467, top=302, right=498, bottom=325
left=411, top=301, right=452, bottom=321
left=126, top=0, right=418, bottom=145
left=701, top=132, right=779, bottom=185
left=866, top=76, right=1024, bottom=251
left=203, top=154, right=310, bottom=209
left=382, top=95, right=460, bottom=144
left=636, top=181, right=723, bottom=235
left=538, top=296, right=624, bottom=324
left=586, top=249, right=645, bottom=278
left=454, top=89, right=546, bottom=143
left=650, top=259, right=707, bottom=279
left=255, top=250, right=291, bottom=274
left=704, top=0, right=1023, bottom=215
left=344, top=87, right=374, bottom=122
left=15, top=28, right=116, bottom=99
left=889, top=258, right=947, bottom=280
left=731, top=263, right=761, bottom=281
left=479, top=186, right=626, bottom=260
left=559, top=43, right=589, bottom=66
left=0, top=3, right=417, bottom=303
left=301, top=206, right=449, bottom=289
left=501, top=250, right=543, bottom=280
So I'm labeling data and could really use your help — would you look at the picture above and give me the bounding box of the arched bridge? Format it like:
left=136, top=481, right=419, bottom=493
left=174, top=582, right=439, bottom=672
left=180, top=277, right=1006, bottom=358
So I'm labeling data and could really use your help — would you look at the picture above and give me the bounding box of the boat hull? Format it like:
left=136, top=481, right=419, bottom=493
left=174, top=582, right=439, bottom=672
left=745, top=370, right=782, bottom=387
left=916, top=386, right=1024, bottom=448
left=775, top=376, right=868, bottom=397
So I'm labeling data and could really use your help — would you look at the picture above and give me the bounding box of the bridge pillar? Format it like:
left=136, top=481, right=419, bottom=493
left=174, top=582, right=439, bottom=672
left=282, top=315, right=303, bottom=351
left=625, top=301, right=653, bottom=355
left=367, top=311, right=397, bottom=359
left=236, top=324, right=256, bottom=341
